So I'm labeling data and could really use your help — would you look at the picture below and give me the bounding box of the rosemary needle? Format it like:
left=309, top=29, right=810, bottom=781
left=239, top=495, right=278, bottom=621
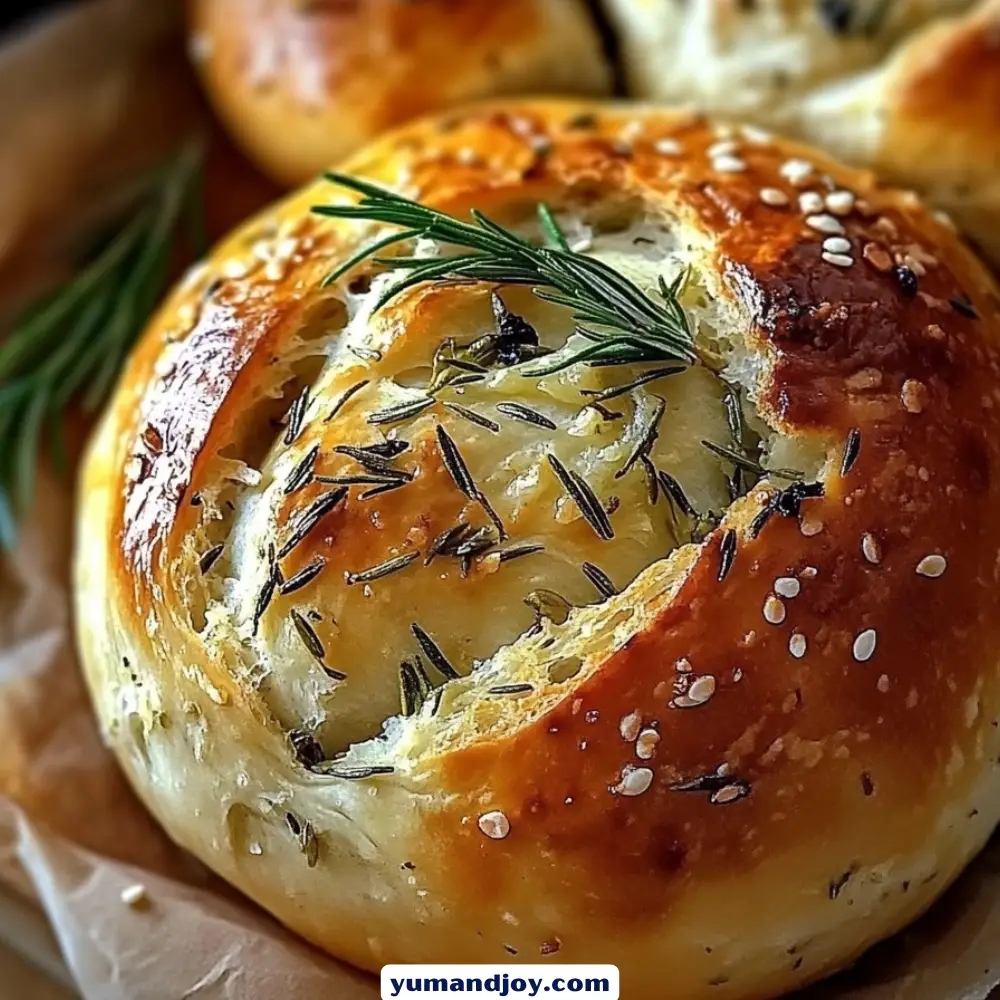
left=0, top=144, right=204, bottom=547
left=312, top=174, right=698, bottom=378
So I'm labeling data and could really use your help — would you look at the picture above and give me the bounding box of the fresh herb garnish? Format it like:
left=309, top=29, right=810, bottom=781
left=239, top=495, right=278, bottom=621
left=312, top=173, right=698, bottom=378
left=0, top=145, right=204, bottom=546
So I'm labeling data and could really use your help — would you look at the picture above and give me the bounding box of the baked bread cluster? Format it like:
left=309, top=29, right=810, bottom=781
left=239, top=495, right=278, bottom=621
left=603, top=0, right=1000, bottom=266
left=75, top=102, right=1000, bottom=999
left=186, top=0, right=611, bottom=186
left=188, top=0, right=1000, bottom=269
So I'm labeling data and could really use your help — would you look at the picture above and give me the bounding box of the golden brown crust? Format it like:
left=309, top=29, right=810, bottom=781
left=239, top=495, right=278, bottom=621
left=76, top=101, right=1000, bottom=999
left=187, top=0, right=612, bottom=185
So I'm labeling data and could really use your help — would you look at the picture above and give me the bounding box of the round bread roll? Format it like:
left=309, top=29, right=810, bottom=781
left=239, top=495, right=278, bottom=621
left=75, top=101, right=1000, bottom=999
left=186, top=0, right=612, bottom=187
left=601, top=0, right=1000, bottom=268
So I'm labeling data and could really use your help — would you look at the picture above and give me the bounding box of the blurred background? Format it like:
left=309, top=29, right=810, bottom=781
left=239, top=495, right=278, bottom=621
left=1, top=1, right=62, bottom=34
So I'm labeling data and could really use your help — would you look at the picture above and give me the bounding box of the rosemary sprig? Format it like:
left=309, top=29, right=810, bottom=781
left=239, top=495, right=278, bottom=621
left=312, top=174, right=698, bottom=378
left=0, top=145, right=204, bottom=547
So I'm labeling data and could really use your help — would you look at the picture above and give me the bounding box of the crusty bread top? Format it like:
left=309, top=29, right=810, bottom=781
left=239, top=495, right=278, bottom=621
left=75, top=102, right=1000, bottom=999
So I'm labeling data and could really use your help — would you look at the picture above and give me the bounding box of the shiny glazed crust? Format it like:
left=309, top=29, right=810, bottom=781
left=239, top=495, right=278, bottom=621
left=602, top=0, right=1000, bottom=267
left=74, top=101, right=1000, bottom=999
left=186, top=0, right=612, bottom=186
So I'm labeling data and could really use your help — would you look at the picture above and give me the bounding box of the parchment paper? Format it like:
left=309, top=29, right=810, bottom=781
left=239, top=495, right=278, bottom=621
left=0, top=2, right=998, bottom=998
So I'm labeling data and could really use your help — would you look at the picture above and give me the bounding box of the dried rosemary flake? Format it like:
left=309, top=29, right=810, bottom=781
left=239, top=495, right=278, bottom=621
left=657, top=470, right=697, bottom=519
left=841, top=428, right=861, bottom=476
left=318, top=471, right=400, bottom=488
left=367, top=397, right=434, bottom=425
left=718, top=528, right=737, bottom=582
left=325, top=379, right=369, bottom=422
left=312, top=763, right=395, bottom=780
left=290, top=608, right=326, bottom=661
left=277, top=488, right=347, bottom=559
left=285, top=812, right=319, bottom=867
left=702, top=440, right=801, bottom=480
left=546, top=453, right=614, bottom=541
left=589, top=402, right=623, bottom=421
left=616, top=396, right=665, bottom=479
left=435, top=424, right=506, bottom=540
left=284, top=444, right=320, bottom=495
left=334, top=445, right=413, bottom=480
left=582, top=561, right=617, bottom=599
left=495, top=401, right=557, bottom=430
left=411, top=623, right=460, bottom=680
left=488, top=683, right=534, bottom=695
left=360, top=481, right=408, bottom=500
left=346, top=550, right=419, bottom=585
left=279, top=557, right=326, bottom=596
left=199, top=543, right=224, bottom=575
left=496, top=542, right=544, bottom=563
left=288, top=729, right=326, bottom=768
left=582, top=366, right=684, bottom=403
left=640, top=456, right=659, bottom=506
left=444, top=402, right=501, bottom=433
left=399, top=659, right=428, bottom=716
left=284, top=386, right=310, bottom=445
left=252, top=555, right=280, bottom=635
left=425, top=523, right=471, bottom=564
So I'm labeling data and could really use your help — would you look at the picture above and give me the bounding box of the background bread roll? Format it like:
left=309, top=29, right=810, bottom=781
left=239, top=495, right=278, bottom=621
left=187, top=0, right=612, bottom=187
left=75, top=100, right=1000, bottom=998
left=602, top=0, right=1000, bottom=266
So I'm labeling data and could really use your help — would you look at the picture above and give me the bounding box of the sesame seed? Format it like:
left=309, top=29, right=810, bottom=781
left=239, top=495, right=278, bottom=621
left=901, top=379, right=927, bottom=413
left=800, top=516, right=824, bottom=537
left=763, top=595, right=786, bottom=624
left=916, top=554, right=947, bottom=578
left=774, top=576, right=801, bottom=599
left=478, top=810, right=511, bottom=840
left=780, top=159, right=814, bottom=186
left=861, top=533, right=881, bottom=564
left=823, top=236, right=852, bottom=254
left=619, top=712, right=641, bottom=742
left=853, top=628, right=877, bottom=662
left=877, top=674, right=890, bottom=693
left=221, top=257, right=251, bottom=279
left=711, top=783, right=749, bottom=805
left=654, top=137, right=682, bottom=156
left=800, top=566, right=818, bottom=578
left=636, top=729, right=660, bottom=760
left=825, top=191, right=856, bottom=216
left=615, top=766, right=654, bottom=797
left=675, top=657, right=692, bottom=674
left=799, top=192, right=824, bottom=214
left=760, top=187, right=789, bottom=206
left=120, top=884, right=148, bottom=909
left=673, top=674, right=716, bottom=708
left=807, top=214, right=846, bottom=235
left=741, top=124, right=772, bottom=144
left=863, top=243, right=893, bottom=272
left=708, top=140, right=738, bottom=158
left=789, top=633, right=807, bottom=658
left=713, top=155, right=746, bottom=173
left=822, top=252, right=854, bottom=268
left=933, top=209, right=957, bottom=231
